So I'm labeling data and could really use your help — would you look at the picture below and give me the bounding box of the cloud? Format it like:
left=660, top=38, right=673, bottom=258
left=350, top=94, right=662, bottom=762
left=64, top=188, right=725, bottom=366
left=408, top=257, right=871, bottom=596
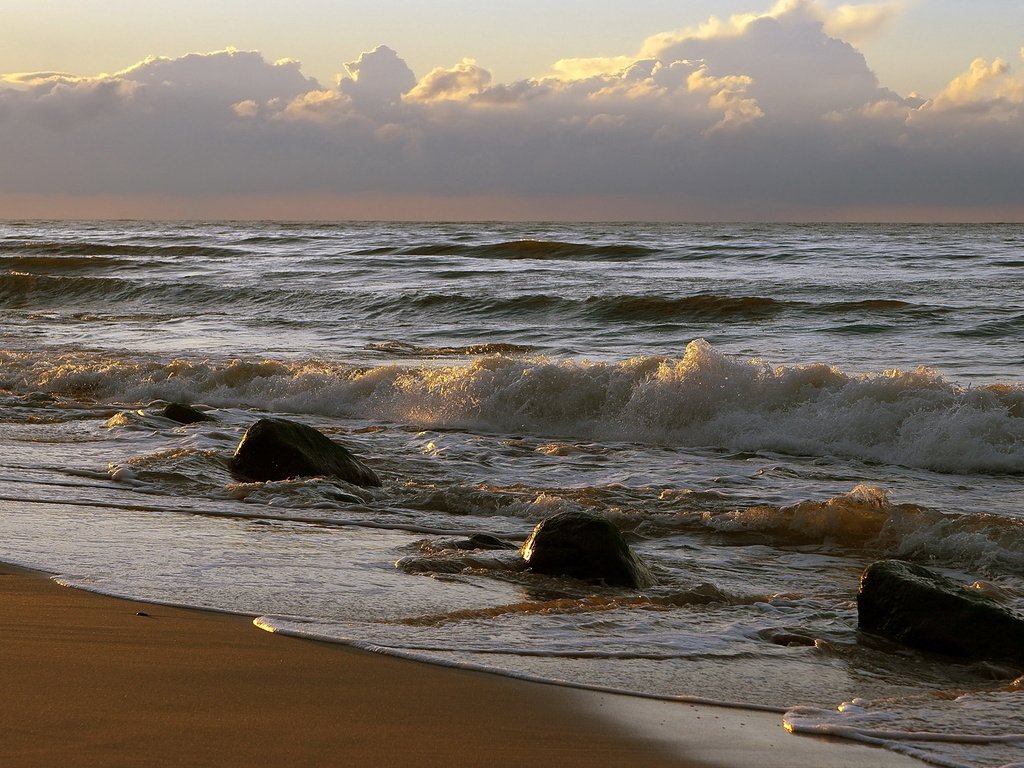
left=642, top=0, right=900, bottom=44
left=548, top=57, right=636, bottom=80
left=929, top=57, right=1024, bottom=111
left=639, top=0, right=899, bottom=118
left=824, top=2, right=901, bottom=42
left=406, top=59, right=491, bottom=102
left=338, top=45, right=416, bottom=109
left=0, top=3, right=1022, bottom=220
left=0, top=71, right=81, bottom=88
left=273, top=89, right=353, bottom=123
left=686, top=68, right=764, bottom=132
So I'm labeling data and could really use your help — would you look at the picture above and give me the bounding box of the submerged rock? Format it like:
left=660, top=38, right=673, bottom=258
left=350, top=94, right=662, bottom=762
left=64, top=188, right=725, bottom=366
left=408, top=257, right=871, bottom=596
left=758, top=627, right=817, bottom=648
left=519, top=510, right=654, bottom=588
left=162, top=402, right=214, bottom=424
left=452, top=534, right=518, bottom=551
left=229, top=418, right=381, bottom=487
left=857, top=559, right=1024, bottom=665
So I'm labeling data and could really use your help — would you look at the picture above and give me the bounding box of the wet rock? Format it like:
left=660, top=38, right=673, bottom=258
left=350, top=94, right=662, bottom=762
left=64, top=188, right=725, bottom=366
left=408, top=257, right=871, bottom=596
left=452, top=534, right=518, bottom=551
left=758, top=628, right=817, bottom=647
left=229, top=417, right=381, bottom=487
left=519, top=510, right=654, bottom=588
left=857, top=559, right=1024, bottom=665
left=162, top=402, right=214, bottom=424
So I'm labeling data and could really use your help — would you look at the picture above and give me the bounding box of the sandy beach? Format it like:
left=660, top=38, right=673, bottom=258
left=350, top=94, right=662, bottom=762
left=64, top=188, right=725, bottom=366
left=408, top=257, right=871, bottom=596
left=0, top=562, right=924, bottom=768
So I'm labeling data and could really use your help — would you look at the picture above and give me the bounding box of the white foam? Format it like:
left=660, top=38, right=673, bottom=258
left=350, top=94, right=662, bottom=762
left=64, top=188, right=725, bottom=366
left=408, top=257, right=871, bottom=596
left=785, top=696, right=1024, bottom=768
left=3, top=340, right=1023, bottom=473
left=702, top=484, right=1024, bottom=570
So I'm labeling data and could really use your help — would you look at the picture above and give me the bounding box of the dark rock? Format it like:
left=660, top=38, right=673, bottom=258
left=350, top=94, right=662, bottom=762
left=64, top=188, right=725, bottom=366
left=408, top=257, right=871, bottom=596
left=229, top=418, right=381, bottom=487
left=758, top=628, right=817, bottom=647
left=519, top=510, right=654, bottom=588
left=162, top=402, right=214, bottom=424
left=453, top=534, right=519, bottom=551
left=857, top=559, right=1024, bottom=665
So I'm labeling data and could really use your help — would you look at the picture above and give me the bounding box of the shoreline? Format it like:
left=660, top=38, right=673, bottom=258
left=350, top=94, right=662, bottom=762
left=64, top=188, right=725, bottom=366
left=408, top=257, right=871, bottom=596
left=0, top=562, right=923, bottom=767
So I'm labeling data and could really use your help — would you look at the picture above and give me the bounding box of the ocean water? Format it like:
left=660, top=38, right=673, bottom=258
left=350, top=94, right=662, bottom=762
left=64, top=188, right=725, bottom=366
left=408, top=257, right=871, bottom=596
left=1, top=220, right=1022, bottom=767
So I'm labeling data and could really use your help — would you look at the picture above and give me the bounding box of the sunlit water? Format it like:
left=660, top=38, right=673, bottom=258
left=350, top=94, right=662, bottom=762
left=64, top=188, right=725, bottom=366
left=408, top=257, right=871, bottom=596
left=1, top=221, right=1022, bottom=767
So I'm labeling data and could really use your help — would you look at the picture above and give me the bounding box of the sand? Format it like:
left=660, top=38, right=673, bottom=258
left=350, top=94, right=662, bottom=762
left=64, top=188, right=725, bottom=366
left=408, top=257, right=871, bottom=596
left=0, top=563, right=922, bottom=768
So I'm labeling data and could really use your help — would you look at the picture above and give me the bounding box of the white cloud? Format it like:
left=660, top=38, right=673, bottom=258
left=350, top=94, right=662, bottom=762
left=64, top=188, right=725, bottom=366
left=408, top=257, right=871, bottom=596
left=638, top=0, right=899, bottom=119
left=548, top=57, right=636, bottom=81
left=0, top=71, right=81, bottom=89
left=116, top=49, right=317, bottom=102
left=275, top=89, right=352, bottom=123
left=0, top=4, right=1021, bottom=219
left=686, top=68, right=764, bottom=132
left=824, top=2, right=901, bottom=42
left=406, top=59, right=491, bottom=102
left=929, top=57, right=1023, bottom=111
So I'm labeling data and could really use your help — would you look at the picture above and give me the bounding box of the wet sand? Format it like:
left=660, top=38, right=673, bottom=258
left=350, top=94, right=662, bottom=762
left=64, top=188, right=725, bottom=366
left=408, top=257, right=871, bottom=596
left=0, top=563, right=920, bottom=767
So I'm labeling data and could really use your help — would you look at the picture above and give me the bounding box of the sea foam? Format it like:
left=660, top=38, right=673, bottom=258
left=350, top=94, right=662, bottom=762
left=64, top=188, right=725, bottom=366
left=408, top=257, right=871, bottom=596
left=3, top=340, right=1022, bottom=474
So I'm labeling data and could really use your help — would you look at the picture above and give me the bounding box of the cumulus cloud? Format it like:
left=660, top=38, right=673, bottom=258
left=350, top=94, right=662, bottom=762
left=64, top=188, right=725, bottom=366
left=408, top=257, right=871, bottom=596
left=548, top=57, right=636, bottom=80
left=686, top=69, right=764, bottom=132
left=338, top=45, right=416, bottom=109
left=0, top=71, right=80, bottom=88
left=0, top=2, right=1021, bottom=220
left=406, top=59, right=491, bottom=102
left=638, top=0, right=899, bottom=118
left=824, top=2, right=901, bottom=42
left=274, top=88, right=351, bottom=123
left=930, top=57, right=1023, bottom=110
left=642, top=0, right=899, bottom=45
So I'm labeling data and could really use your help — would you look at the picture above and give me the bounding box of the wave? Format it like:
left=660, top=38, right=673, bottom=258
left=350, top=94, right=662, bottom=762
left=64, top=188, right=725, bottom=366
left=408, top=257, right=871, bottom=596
left=702, top=485, right=1024, bottom=571
left=0, top=271, right=563, bottom=318
left=785, top=694, right=1024, bottom=768
left=367, top=341, right=536, bottom=357
left=359, top=292, right=796, bottom=323
left=354, top=239, right=656, bottom=260
left=0, top=264, right=952, bottom=328
left=3, top=341, right=1022, bottom=475
left=363, top=292, right=793, bottom=323
left=584, top=294, right=789, bottom=321
left=0, top=255, right=143, bottom=273
left=0, top=272, right=343, bottom=313
left=1, top=272, right=143, bottom=307
left=362, top=292, right=567, bottom=319
left=1, top=240, right=241, bottom=259
left=945, top=314, right=1024, bottom=338
left=232, top=235, right=318, bottom=245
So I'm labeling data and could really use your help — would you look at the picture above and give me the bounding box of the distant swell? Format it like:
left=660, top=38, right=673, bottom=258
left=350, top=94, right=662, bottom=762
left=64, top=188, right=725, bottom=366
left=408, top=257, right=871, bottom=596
left=585, top=294, right=788, bottom=321
left=946, top=314, right=1024, bottom=338
left=3, top=340, right=1022, bottom=475
left=367, top=341, right=536, bottom=357
left=1, top=267, right=949, bottom=327
left=355, top=239, right=656, bottom=260
left=1, top=240, right=241, bottom=259
left=0, top=255, right=140, bottom=273
left=0, top=272, right=342, bottom=312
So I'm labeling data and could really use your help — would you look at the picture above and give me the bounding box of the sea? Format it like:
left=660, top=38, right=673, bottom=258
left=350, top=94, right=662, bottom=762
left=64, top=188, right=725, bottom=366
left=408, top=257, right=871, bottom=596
left=1, top=220, right=1022, bottom=768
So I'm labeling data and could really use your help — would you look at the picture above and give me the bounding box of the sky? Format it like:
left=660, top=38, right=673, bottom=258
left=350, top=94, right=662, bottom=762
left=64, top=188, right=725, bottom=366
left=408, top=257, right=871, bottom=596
left=1, top=0, right=1022, bottom=221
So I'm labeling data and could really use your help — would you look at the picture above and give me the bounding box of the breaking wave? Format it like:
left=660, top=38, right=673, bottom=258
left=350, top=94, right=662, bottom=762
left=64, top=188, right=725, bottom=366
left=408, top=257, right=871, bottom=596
left=3, top=340, right=1022, bottom=475
left=703, top=485, right=1024, bottom=572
